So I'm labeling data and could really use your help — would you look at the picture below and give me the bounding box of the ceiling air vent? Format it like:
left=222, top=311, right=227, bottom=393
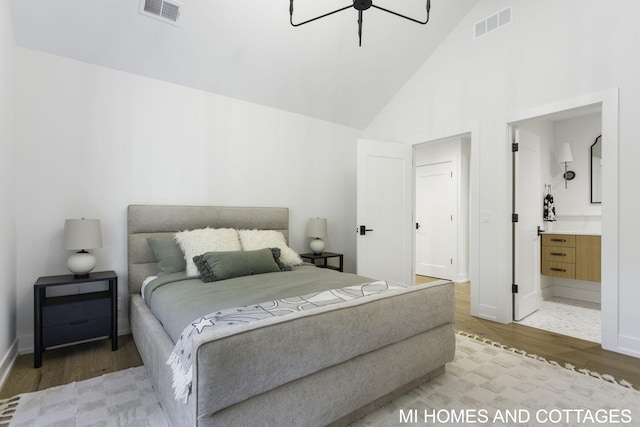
left=474, top=6, right=511, bottom=39
left=139, top=0, right=181, bottom=25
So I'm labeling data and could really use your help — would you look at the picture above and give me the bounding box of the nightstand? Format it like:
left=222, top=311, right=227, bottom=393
left=300, top=252, right=344, bottom=272
left=33, top=270, right=118, bottom=368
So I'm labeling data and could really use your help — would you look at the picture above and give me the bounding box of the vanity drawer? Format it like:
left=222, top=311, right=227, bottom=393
left=542, top=246, right=576, bottom=263
left=542, top=261, right=575, bottom=279
left=541, top=234, right=576, bottom=247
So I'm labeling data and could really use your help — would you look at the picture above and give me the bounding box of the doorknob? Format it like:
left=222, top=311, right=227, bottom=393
left=359, top=225, right=374, bottom=235
left=416, top=222, right=421, bottom=229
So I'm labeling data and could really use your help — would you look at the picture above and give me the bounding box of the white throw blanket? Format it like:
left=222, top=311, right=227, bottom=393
left=167, top=280, right=407, bottom=403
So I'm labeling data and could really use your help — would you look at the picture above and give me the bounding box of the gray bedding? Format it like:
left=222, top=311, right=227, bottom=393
left=127, top=205, right=456, bottom=427
left=144, top=263, right=372, bottom=343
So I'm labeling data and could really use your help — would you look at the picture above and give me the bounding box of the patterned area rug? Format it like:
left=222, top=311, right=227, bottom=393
left=1, top=366, right=167, bottom=427
left=2, top=332, right=638, bottom=426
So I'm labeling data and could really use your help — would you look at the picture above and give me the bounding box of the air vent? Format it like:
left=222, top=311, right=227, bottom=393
left=475, top=7, right=511, bottom=38
left=139, top=0, right=181, bottom=25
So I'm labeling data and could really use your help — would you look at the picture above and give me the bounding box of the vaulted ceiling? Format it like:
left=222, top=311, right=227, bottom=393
left=9, top=0, right=480, bottom=129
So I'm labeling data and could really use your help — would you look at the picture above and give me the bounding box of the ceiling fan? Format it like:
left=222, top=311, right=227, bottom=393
left=289, top=0, right=432, bottom=47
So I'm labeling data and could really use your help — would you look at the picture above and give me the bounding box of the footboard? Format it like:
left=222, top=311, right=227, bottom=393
left=193, top=280, right=455, bottom=426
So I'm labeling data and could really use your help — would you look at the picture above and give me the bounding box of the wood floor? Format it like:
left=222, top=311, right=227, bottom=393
left=0, top=334, right=142, bottom=399
left=1, top=279, right=639, bottom=399
left=424, top=277, right=640, bottom=390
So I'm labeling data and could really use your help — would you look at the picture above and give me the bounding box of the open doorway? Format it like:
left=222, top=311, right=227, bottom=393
left=414, top=135, right=470, bottom=283
left=510, top=106, right=603, bottom=343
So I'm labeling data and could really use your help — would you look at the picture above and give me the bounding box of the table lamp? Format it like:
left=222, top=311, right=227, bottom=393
left=306, top=218, right=327, bottom=255
left=63, top=218, right=103, bottom=277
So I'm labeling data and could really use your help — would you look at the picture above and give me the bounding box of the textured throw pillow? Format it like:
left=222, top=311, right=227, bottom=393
left=193, top=248, right=283, bottom=282
left=174, top=228, right=241, bottom=277
left=237, top=229, right=303, bottom=267
left=147, top=237, right=186, bottom=275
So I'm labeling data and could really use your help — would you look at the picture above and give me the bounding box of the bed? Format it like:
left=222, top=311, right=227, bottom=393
left=127, top=204, right=455, bottom=427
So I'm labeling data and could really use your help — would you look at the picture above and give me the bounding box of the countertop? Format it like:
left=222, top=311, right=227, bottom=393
left=540, top=231, right=601, bottom=236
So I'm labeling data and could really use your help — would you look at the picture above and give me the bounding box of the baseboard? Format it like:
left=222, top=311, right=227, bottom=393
left=0, top=338, right=19, bottom=391
left=550, top=285, right=601, bottom=303
left=618, top=334, right=640, bottom=358
left=455, top=272, right=469, bottom=283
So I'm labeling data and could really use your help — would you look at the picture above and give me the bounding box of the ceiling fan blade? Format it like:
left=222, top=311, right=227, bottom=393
left=358, top=10, right=363, bottom=46
left=289, top=0, right=352, bottom=27
left=371, top=0, right=431, bottom=25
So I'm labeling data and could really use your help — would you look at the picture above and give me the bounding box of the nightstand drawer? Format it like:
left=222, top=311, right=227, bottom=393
left=541, top=261, right=575, bottom=279
left=43, top=317, right=111, bottom=348
left=42, top=298, right=111, bottom=327
left=542, top=247, right=576, bottom=263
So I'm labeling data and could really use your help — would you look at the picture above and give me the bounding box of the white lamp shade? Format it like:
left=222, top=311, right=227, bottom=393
left=306, top=218, right=327, bottom=238
left=63, top=219, right=103, bottom=250
left=557, top=143, right=574, bottom=163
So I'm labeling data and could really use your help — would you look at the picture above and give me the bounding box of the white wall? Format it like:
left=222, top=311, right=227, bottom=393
left=13, top=48, right=362, bottom=352
left=364, top=0, right=640, bottom=357
left=0, top=0, right=17, bottom=385
left=551, top=113, right=602, bottom=231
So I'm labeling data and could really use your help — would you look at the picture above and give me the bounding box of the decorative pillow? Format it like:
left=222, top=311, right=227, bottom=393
left=147, top=237, right=186, bottom=275
left=270, top=247, right=292, bottom=272
left=193, top=248, right=283, bottom=282
left=174, top=228, right=241, bottom=277
left=237, top=229, right=303, bottom=267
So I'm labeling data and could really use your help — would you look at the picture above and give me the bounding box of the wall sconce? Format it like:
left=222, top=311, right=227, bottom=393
left=557, top=143, right=575, bottom=188
left=63, top=218, right=103, bottom=277
left=306, top=218, right=327, bottom=254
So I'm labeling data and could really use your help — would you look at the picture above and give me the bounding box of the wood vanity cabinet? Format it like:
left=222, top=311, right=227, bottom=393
left=541, top=234, right=601, bottom=282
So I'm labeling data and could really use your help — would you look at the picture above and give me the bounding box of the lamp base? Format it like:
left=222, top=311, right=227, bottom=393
left=67, top=251, right=96, bottom=277
left=309, top=238, right=325, bottom=255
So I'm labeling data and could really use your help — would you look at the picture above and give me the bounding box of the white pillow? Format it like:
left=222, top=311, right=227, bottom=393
left=174, top=228, right=241, bottom=277
left=238, top=229, right=303, bottom=267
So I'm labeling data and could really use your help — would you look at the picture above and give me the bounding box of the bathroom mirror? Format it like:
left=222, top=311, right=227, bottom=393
left=590, top=135, right=602, bottom=203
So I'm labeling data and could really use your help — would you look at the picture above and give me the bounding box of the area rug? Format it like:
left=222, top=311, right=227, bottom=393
left=2, top=332, right=638, bottom=426
left=1, top=366, right=167, bottom=427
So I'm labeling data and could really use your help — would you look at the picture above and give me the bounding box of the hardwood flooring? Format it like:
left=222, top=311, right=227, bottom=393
left=0, top=334, right=142, bottom=399
left=418, top=277, right=640, bottom=391
left=1, top=279, right=638, bottom=399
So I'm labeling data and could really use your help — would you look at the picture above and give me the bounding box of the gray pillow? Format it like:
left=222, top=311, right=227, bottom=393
left=147, top=237, right=186, bottom=275
left=193, top=248, right=284, bottom=282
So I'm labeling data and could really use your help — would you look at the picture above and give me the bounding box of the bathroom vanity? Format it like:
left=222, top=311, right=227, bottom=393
left=541, top=233, right=601, bottom=282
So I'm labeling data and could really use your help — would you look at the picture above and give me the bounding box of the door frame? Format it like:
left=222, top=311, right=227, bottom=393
left=407, top=123, right=481, bottom=313
left=414, top=138, right=470, bottom=283
left=503, top=88, right=619, bottom=352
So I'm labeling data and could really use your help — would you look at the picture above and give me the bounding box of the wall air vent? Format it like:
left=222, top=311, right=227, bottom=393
left=474, top=7, right=511, bottom=39
left=139, top=0, right=181, bottom=25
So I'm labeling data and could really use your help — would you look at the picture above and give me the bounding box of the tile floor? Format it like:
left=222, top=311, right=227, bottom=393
left=515, top=296, right=601, bottom=343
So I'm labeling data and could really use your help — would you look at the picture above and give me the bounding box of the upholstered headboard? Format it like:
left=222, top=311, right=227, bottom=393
left=127, top=205, right=289, bottom=295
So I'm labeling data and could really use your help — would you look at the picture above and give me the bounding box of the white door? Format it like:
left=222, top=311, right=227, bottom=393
left=513, top=127, right=542, bottom=321
left=415, top=162, right=456, bottom=280
left=356, top=139, right=413, bottom=284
